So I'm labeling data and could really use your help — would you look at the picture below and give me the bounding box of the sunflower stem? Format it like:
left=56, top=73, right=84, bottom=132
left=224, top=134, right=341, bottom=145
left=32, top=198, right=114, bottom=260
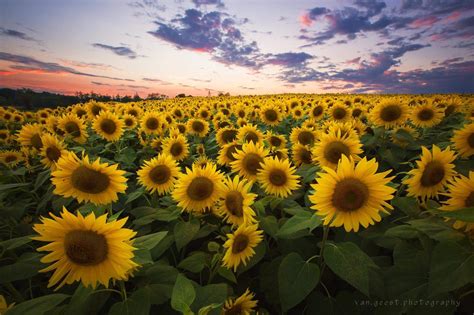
left=119, top=281, right=128, bottom=301
left=5, top=282, right=24, bottom=303
left=318, top=225, right=330, bottom=271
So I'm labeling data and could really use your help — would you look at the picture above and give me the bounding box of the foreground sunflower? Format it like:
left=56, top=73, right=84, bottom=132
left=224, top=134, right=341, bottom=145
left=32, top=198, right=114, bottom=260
left=222, top=224, right=263, bottom=271
left=172, top=163, right=225, bottom=213
left=187, top=118, right=209, bottom=137
left=33, top=209, right=138, bottom=289
left=137, top=154, right=180, bottom=195
left=290, top=126, right=318, bottom=147
left=162, top=135, right=189, bottom=161
left=369, top=100, right=409, bottom=128
left=141, top=111, right=163, bottom=135
left=16, top=123, right=43, bottom=151
left=312, top=130, right=363, bottom=169
left=58, top=114, right=88, bottom=144
left=40, top=134, right=67, bottom=171
left=292, top=143, right=313, bottom=166
left=451, top=123, right=474, bottom=158
left=309, top=155, right=395, bottom=232
left=218, top=142, right=242, bottom=166
left=93, top=111, right=124, bottom=142
left=52, top=152, right=127, bottom=205
left=257, top=156, right=300, bottom=198
left=411, top=102, right=443, bottom=128
left=404, top=145, right=456, bottom=200
left=222, top=289, right=258, bottom=315
left=218, top=176, right=257, bottom=226
left=440, top=172, right=474, bottom=232
left=231, top=141, right=269, bottom=182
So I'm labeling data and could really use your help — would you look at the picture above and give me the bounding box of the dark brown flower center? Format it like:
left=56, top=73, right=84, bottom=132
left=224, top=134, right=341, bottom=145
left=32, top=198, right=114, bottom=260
left=298, top=131, right=315, bottom=146
left=333, top=108, right=347, bottom=120
left=76, top=109, right=87, bottom=118
left=226, top=191, right=244, bottom=217
left=224, top=303, right=242, bottom=315
left=244, top=131, right=259, bottom=144
left=226, top=144, right=241, bottom=161
left=146, top=117, right=159, bottom=130
left=186, top=176, right=214, bottom=201
left=177, top=124, right=186, bottom=133
left=269, top=169, right=287, bottom=186
left=417, top=108, right=434, bottom=121
left=0, top=133, right=7, bottom=139
left=200, top=111, right=209, bottom=119
left=170, top=142, right=183, bottom=157
left=125, top=118, right=134, bottom=126
left=465, top=191, right=474, bottom=207
left=352, top=108, right=362, bottom=117
left=46, top=146, right=61, bottom=162
left=222, top=129, right=237, bottom=143
left=445, top=104, right=455, bottom=116
left=270, top=136, right=282, bottom=147
left=192, top=120, right=205, bottom=133
left=324, top=141, right=350, bottom=164
left=332, top=178, right=369, bottom=212
left=467, top=133, right=474, bottom=148
left=91, top=105, right=102, bottom=116
left=129, top=109, right=138, bottom=117
left=149, top=165, right=171, bottom=184
left=420, top=161, right=445, bottom=187
left=313, top=106, right=323, bottom=117
left=380, top=105, right=402, bottom=122
left=65, top=121, right=81, bottom=137
left=5, top=155, right=17, bottom=163
left=71, top=165, right=110, bottom=194
left=232, top=234, right=249, bottom=254
left=30, top=133, right=43, bottom=150
left=264, top=109, right=278, bottom=122
left=242, top=153, right=264, bottom=175
left=100, top=118, right=117, bottom=134
left=299, top=148, right=312, bottom=164
left=64, top=230, right=108, bottom=265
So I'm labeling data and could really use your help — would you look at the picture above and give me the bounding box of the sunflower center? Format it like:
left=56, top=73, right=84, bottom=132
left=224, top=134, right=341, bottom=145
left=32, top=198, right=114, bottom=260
left=91, top=105, right=102, bottom=116
left=269, top=169, right=287, bottom=186
left=420, top=161, right=445, bottom=187
left=46, top=146, right=61, bottom=162
left=71, top=165, right=110, bottom=194
left=313, top=106, right=323, bottom=116
left=417, top=109, right=434, bottom=121
left=332, top=178, right=369, bottom=212
left=129, top=109, right=138, bottom=116
left=264, top=109, right=278, bottom=122
left=270, top=136, right=282, bottom=147
left=445, top=105, right=455, bottom=116
left=224, top=304, right=242, bottom=315
left=222, top=129, right=237, bottom=143
left=298, top=131, right=315, bottom=146
left=76, top=109, right=87, bottom=118
left=100, top=119, right=117, bottom=134
left=200, top=111, right=209, bottom=119
left=192, top=121, right=205, bottom=133
left=5, top=155, right=17, bottom=163
left=125, top=118, right=134, bottom=126
left=30, top=134, right=43, bottom=150
left=65, top=122, right=81, bottom=137
left=226, top=144, right=240, bottom=161
left=0, top=133, right=6, bottom=139
left=170, top=143, right=183, bottom=157
left=4, top=113, right=11, bottom=119
left=186, top=176, right=214, bottom=201
left=146, top=117, right=159, bottom=130
left=333, top=108, right=346, bottom=120
left=177, top=124, right=186, bottom=133
left=242, top=153, right=264, bottom=175
left=245, top=132, right=259, bottom=143
left=467, top=133, right=474, bottom=148
left=299, top=148, right=312, bottom=164
left=323, top=141, right=350, bottom=164
left=64, top=230, right=108, bottom=265
left=465, top=192, right=474, bottom=207
left=232, top=234, right=249, bottom=254
left=380, top=105, right=402, bottom=122
left=226, top=191, right=244, bottom=217
left=352, top=108, right=362, bottom=117
left=149, top=165, right=171, bottom=184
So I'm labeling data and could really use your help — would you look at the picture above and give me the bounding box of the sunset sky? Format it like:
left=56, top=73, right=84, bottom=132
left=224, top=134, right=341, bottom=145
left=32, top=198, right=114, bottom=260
left=0, top=0, right=473, bottom=97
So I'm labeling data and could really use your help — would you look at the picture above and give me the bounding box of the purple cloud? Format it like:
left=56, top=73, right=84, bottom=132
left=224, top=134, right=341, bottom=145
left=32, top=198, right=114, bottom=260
left=92, top=43, right=138, bottom=59
left=192, top=0, right=225, bottom=8
left=0, top=28, right=37, bottom=42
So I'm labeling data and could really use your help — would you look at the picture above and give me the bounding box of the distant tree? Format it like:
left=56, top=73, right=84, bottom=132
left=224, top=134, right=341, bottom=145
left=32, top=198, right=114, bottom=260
left=176, top=93, right=186, bottom=98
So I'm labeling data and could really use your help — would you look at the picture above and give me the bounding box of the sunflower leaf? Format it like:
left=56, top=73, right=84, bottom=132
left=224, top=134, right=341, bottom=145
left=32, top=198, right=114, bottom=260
left=171, top=274, right=196, bottom=313
left=174, top=219, right=200, bottom=251
left=7, top=294, right=70, bottom=315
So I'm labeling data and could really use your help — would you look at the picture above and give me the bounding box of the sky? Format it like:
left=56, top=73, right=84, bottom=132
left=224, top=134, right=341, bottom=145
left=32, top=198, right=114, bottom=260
left=0, top=0, right=473, bottom=97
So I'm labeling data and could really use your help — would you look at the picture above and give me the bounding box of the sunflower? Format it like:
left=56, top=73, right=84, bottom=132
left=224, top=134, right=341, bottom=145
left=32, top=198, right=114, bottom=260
left=58, top=114, right=88, bottom=144
left=309, top=155, right=395, bottom=232
left=451, top=123, right=474, bottom=158
left=218, top=176, right=257, bottom=226
left=52, top=151, right=127, bottom=205
left=0, top=295, right=14, bottom=314
left=187, top=118, right=210, bottom=137
left=137, top=154, right=180, bottom=195
left=218, top=142, right=242, bottom=166
left=0, top=150, right=23, bottom=167
left=404, top=145, right=457, bottom=200
left=222, top=289, right=258, bottom=315
left=292, top=106, right=304, bottom=119
left=0, top=129, right=10, bottom=144
left=330, top=103, right=350, bottom=122
left=216, top=127, right=238, bottom=146
left=237, top=124, right=264, bottom=145
left=292, top=143, right=313, bottom=166
left=123, top=114, right=137, bottom=129
left=309, top=103, right=325, bottom=120
left=162, top=134, right=189, bottom=161
left=46, top=116, right=65, bottom=137
left=260, top=104, right=281, bottom=126
left=231, top=142, right=269, bottom=182
left=86, top=101, right=105, bottom=117
left=440, top=172, right=474, bottom=232
left=266, top=131, right=287, bottom=150
left=369, top=100, right=409, bottom=128
left=141, top=111, right=163, bottom=135
left=73, top=105, right=88, bottom=119
left=312, top=130, right=363, bottom=169
left=222, top=224, right=263, bottom=271
left=93, top=111, right=124, bottom=142
left=192, top=156, right=214, bottom=169
left=33, top=209, right=138, bottom=289
left=270, top=147, right=289, bottom=160
left=40, top=134, right=68, bottom=171
left=391, top=124, right=417, bottom=147
left=290, top=126, right=318, bottom=147
left=172, top=163, right=225, bottom=213
left=257, top=156, right=300, bottom=198
left=351, top=106, right=365, bottom=119
left=124, top=104, right=143, bottom=118
left=16, top=123, right=43, bottom=151
left=411, top=103, right=443, bottom=128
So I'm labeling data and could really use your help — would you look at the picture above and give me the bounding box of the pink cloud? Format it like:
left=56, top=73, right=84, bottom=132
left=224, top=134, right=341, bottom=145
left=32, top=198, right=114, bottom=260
left=299, top=13, right=312, bottom=27
left=410, top=16, right=440, bottom=28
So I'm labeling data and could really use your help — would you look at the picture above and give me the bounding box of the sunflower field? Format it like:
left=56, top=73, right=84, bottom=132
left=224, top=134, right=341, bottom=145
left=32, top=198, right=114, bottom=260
left=0, top=95, right=473, bottom=315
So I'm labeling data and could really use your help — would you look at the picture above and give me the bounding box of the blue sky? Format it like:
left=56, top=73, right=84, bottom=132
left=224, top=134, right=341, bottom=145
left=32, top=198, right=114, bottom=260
left=0, top=0, right=473, bottom=96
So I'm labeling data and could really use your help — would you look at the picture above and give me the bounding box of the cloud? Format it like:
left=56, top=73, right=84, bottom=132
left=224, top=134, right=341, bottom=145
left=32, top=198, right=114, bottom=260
left=299, top=7, right=330, bottom=27
left=0, top=52, right=134, bottom=81
left=266, top=52, right=313, bottom=67
left=427, top=15, right=474, bottom=42
left=400, top=0, right=473, bottom=15
left=142, top=77, right=173, bottom=85
left=192, top=0, right=224, bottom=8
left=0, top=28, right=37, bottom=42
left=239, top=86, right=255, bottom=90
left=92, top=43, right=138, bottom=59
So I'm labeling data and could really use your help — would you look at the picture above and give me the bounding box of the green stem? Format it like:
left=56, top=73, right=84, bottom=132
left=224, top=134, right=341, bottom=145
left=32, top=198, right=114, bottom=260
left=119, top=281, right=128, bottom=301
left=318, top=225, right=330, bottom=273
left=5, top=283, right=24, bottom=303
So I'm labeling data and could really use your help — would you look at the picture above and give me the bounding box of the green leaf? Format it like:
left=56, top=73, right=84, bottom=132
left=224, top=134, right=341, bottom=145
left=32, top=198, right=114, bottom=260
left=278, top=252, right=320, bottom=313
left=174, top=219, right=200, bottom=251
left=217, top=266, right=237, bottom=283
left=109, top=288, right=151, bottom=315
left=125, top=187, right=145, bottom=204
left=66, top=285, right=94, bottom=315
left=408, top=218, right=465, bottom=241
left=178, top=252, right=209, bottom=273
left=385, top=225, right=418, bottom=239
left=192, top=284, right=227, bottom=313
left=259, top=215, right=278, bottom=238
left=237, top=242, right=266, bottom=274
left=171, top=274, right=196, bottom=313
left=0, top=252, right=44, bottom=284
left=430, top=207, right=474, bottom=222
left=276, top=212, right=321, bottom=239
left=391, top=196, right=420, bottom=216
left=0, top=235, right=33, bottom=253
left=428, top=241, right=474, bottom=296
left=134, top=231, right=168, bottom=250
left=0, top=182, right=30, bottom=191
left=323, top=242, right=378, bottom=296
left=7, top=294, right=70, bottom=315
left=34, top=169, right=51, bottom=191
